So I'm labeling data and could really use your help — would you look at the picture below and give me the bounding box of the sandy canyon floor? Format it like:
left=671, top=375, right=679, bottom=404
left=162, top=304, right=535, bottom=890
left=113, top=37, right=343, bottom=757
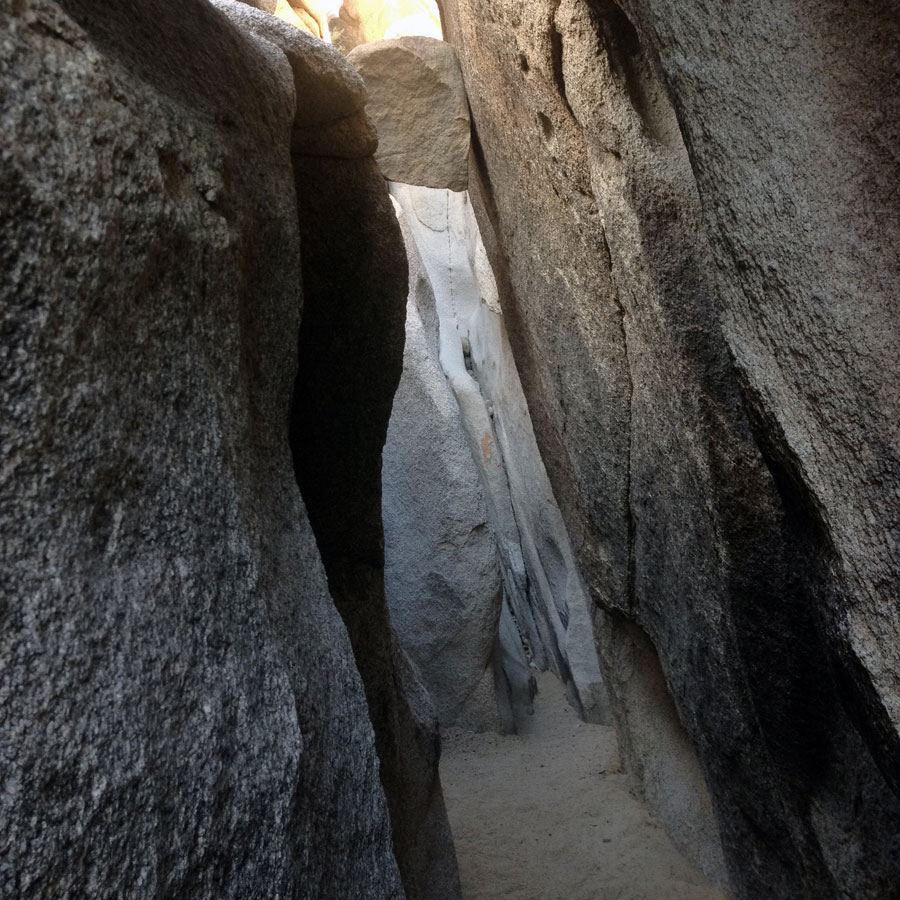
left=440, top=673, right=726, bottom=900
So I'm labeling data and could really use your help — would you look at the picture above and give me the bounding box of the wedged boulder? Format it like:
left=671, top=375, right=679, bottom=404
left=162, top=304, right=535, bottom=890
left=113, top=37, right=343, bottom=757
left=383, top=200, right=505, bottom=733
left=0, top=1, right=401, bottom=897
left=349, top=37, right=470, bottom=191
left=441, top=0, right=900, bottom=896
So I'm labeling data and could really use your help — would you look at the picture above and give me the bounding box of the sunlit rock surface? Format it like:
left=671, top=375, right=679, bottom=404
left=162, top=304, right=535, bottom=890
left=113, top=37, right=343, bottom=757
left=275, top=0, right=329, bottom=37
left=235, top=0, right=330, bottom=37
left=388, top=184, right=609, bottom=731
left=384, top=202, right=506, bottom=732
left=330, top=0, right=441, bottom=52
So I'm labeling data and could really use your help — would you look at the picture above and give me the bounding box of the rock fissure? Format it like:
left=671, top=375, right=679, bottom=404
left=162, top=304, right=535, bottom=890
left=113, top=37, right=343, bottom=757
left=600, top=225, right=637, bottom=615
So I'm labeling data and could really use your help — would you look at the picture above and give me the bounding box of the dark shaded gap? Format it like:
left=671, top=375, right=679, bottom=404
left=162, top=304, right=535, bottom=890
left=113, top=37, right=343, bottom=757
left=731, top=380, right=900, bottom=897
left=288, top=152, right=460, bottom=900
left=549, top=18, right=576, bottom=119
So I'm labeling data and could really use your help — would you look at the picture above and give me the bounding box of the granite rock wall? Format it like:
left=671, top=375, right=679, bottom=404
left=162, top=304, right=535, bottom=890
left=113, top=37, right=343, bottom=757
left=440, top=0, right=900, bottom=895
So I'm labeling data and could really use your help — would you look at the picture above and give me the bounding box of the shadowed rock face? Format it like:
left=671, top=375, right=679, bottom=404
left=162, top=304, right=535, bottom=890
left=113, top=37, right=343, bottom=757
left=208, top=3, right=461, bottom=897
left=0, top=0, right=403, bottom=897
left=441, top=0, right=900, bottom=896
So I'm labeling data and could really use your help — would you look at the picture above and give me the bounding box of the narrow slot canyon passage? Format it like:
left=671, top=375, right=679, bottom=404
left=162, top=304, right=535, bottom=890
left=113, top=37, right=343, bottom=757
left=3, top=1, right=899, bottom=900
left=378, top=170, right=725, bottom=895
left=361, top=18, right=727, bottom=898
left=378, top=173, right=724, bottom=900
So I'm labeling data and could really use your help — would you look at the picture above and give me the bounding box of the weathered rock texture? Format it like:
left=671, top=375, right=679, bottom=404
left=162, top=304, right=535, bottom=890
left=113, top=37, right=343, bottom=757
left=383, top=202, right=506, bottom=732
left=235, top=0, right=278, bottom=14
left=206, top=3, right=460, bottom=896
left=442, top=0, right=900, bottom=896
left=349, top=38, right=470, bottom=191
left=0, top=0, right=403, bottom=897
left=330, top=0, right=441, bottom=53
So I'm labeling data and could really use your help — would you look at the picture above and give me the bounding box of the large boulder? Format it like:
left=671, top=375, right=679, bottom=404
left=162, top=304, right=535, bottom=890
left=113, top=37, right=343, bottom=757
left=210, top=0, right=377, bottom=158
left=349, top=37, right=470, bottom=191
left=383, top=200, right=505, bottom=732
left=441, top=0, right=900, bottom=896
left=0, top=0, right=402, bottom=897
left=210, top=1, right=368, bottom=127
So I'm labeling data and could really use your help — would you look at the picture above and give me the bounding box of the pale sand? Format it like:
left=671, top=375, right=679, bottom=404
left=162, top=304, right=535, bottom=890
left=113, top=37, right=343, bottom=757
left=440, top=672, right=726, bottom=900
